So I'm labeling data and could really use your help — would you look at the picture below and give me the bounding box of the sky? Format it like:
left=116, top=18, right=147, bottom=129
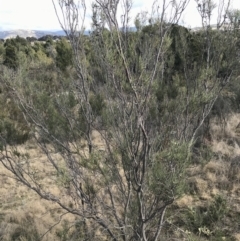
left=0, top=0, right=240, bottom=31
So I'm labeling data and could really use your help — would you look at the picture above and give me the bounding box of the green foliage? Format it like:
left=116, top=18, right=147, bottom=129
left=34, top=93, right=73, bottom=142
left=0, top=42, right=5, bottom=62
left=35, top=49, right=54, bottom=67
left=3, top=44, right=19, bottom=69
left=32, top=42, right=45, bottom=53
left=0, top=93, right=30, bottom=145
left=0, top=118, right=29, bottom=145
left=14, top=35, right=28, bottom=47
left=56, top=38, right=73, bottom=72
left=89, top=93, right=105, bottom=116
left=150, top=142, right=189, bottom=200
left=3, top=36, right=34, bottom=70
left=181, top=195, right=229, bottom=238
left=207, top=195, right=228, bottom=224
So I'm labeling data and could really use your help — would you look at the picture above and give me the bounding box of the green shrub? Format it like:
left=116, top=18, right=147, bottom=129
left=89, top=93, right=105, bottom=116
left=0, top=118, right=29, bottom=145
left=181, top=195, right=229, bottom=238
left=0, top=97, right=30, bottom=145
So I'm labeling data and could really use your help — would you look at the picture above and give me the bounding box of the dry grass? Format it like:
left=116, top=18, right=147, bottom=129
left=176, top=113, right=240, bottom=240
left=207, top=114, right=240, bottom=192
left=176, top=195, right=194, bottom=208
left=234, top=233, right=240, bottom=241
left=203, top=159, right=228, bottom=175
left=1, top=114, right=240, bottom=240
left=0, top=141, right=78, bottom=241
left=0, top=130, right=116, bottom=240
left=210, top=113, right=240, bottom=140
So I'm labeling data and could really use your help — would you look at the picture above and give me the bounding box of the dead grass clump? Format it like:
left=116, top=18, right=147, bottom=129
left=0, top=213, right=40, bottom=241
left=204, top=159, right=228, bottom=175
left=228, top=156, right=240, bottom=182
left=205, top=171, right=230, bottom=191
left=188, top=177, right=209, bottom=197
left=186, top=165, right=202, bottom=177
left=210, top=113, right=240, bottom=141
left=234, top=233, right=240, bottom=241
left=205, top=171, right=217, bottom=183
left=211, top=140, right=233, bottom=158
left=210, top=114, right=240, bottom=157
left=203, top=159, right=230, bottom=189
left=176, top=195, right=194, bottom=208
left=210, top=114, right=240, bottom=159
left=210, top=119, right=226, bottom=141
